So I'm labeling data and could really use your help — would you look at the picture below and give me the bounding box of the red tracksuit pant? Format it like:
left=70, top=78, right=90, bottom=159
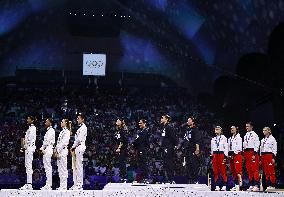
left=229, top=153, right=242, bottom=180
left=244, top=150, right=259, bottom=182
left=261, top=153, right=276, bottom=185
left=212, top=153, right=227, bottom=183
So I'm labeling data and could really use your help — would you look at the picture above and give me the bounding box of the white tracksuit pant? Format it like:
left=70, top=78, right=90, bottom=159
left=57, top=148, right=68, bottom=188
left=43, top=146, right=53, bottom=186
left=25, top=149, right=35, bottom=184
left=73, top=145, right=86, bottom=187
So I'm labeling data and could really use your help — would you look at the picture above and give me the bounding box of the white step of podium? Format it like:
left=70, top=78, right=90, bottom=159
left=1, top=184, right=283, bottom=197
left=103, top=183, right=210, bottom=191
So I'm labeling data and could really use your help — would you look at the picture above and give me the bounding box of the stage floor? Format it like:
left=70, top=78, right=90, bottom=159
left=1, top=183, right=283, bottom=197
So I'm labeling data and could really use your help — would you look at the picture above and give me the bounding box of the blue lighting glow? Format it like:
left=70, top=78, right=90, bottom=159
left=0, top=0, right=54, bottom=36
left=168, top=2, right=205, bottom=39
left=2, top=39, right=64, bottom=75
left=119, top=31, right=170, bottom=73
left=0, top=3, right=29, bottom=36
left=192, top=34, right=215, bottom=65
left=146, top=0, right=168, bottom=11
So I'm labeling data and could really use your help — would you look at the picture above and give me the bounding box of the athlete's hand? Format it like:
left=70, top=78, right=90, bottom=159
left=252, top=155, right=255, bottom=161
left=70, top=148, right=75, bottom=153
left=272, top=159, right=275, bottom=164
left=194, top=149, right=200, bottom=156
left=39, top=149, right=45, bottom=155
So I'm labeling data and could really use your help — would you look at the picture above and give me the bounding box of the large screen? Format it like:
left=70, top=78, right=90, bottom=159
left=83, top=53, right=106, bottom=76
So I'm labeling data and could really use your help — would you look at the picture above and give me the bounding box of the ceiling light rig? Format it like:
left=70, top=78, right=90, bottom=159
left=68, top=11, right=131, bottom=19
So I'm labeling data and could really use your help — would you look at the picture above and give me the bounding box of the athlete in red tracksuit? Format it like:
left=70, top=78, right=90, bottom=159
left=260, top=127, right=277, bottom=191
left=211, top=126, right=228, bottom=191
left=243, top=122, right=260, bottom=191
left=228, top=126, right=242, bottom=191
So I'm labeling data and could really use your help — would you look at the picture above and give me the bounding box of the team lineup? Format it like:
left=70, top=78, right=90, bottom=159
left=211, top=123, right=277, bottom=192
left=19, top=115, right=87, bottom=191
left=18, top=114, right=277, bottom=192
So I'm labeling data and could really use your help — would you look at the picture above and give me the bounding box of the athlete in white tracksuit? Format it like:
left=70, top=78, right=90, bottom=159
left=19, top=116, right=37, bottom=190
left=40, top=118, right=55, bottom=190
left=70, top=114, right=87, bottom=190
left=55, top=119, right=71, bottom=190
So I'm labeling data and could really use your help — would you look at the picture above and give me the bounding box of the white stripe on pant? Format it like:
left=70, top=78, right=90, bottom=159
left=43, top=147, right=53, bottom=186
left=73, top=145, right=86, bottom=187
left=58, top=149, right=68, bottom=188
left=25, top=150, right=34, bottom=184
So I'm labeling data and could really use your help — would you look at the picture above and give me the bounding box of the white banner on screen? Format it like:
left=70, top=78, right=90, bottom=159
left=83, top=54, right=106, bottom=76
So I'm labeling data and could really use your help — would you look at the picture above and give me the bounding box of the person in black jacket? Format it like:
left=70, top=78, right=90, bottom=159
left=115, top=118, right=128, bottom=182
left=181, top=116, right=201, bottom=184
left=160, top=114, right=176, bottom=183
left=133, top=119, right=149, bottom=183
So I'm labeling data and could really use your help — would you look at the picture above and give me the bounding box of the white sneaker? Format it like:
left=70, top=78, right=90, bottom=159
left=235, top=185, right=240, bottom=191
left=265, top=186, right=275, bottom=191
left=56, top=186, right=67, bottom=190
left=215, top=186, right=220, bottom=191
left=70, top=185, right=83, bottom=190
left=252, top=186, right=259, bottom=192
left=19, top=184, right=33, bottom=190
left=247, top=186, right=253, bottom=191
left=141, top=179, right=150, bottom=184
left=231, top=185, right=240, bottom=191
left=40, top=184, right=52, bottom=190
left=221, top=186, right=226, bottom=191
left=230, top=186, right=236, bottom=191
left=69, top=185, right=75, bottom=190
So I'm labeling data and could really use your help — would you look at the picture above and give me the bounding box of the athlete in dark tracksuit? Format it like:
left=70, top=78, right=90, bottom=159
left=181, top=116, right=201, bottom=184
left=133, top=119, right=149, bottom=182
left=160, top=115, right=176, bottom=183
left=115, top=118, right=128, bottom=182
